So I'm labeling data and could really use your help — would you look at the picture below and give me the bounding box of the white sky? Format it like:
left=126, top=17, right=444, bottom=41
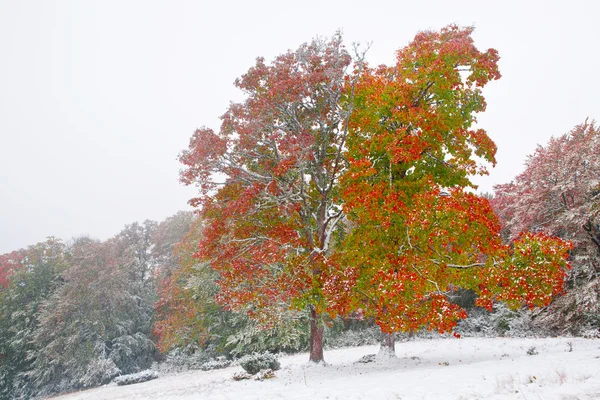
left=0, top=0, right=598, bottom=253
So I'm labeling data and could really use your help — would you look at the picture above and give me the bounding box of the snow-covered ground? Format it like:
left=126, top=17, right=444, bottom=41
left=53, top=337, right=600, bottom=400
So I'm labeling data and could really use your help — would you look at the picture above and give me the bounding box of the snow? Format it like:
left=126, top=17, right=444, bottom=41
left=52, top=337, right=600, bottom=400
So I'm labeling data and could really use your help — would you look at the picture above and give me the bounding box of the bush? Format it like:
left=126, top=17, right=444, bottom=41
left=238, top=352, right=280, bottom=375
left=496, top=317, right=510, bottom=335
left=323, top=316, right=380, bottom=349
left=324, top=324, right=380, bottom=349
left=531, top=277, right=600, bottom=336
left=153, top=346, right=213, bottom=374
left=80, top=358, right=121, bottom=388
left=449, top=289, right=478, bottom=310
left=110, top=333, right=156, bottom=375
left=200, top=357, right=231, bottom=371
left=455, top=304, right=533, bottom=337
left=225, top=311, right=308, bottom=357
left=114, top=370, right=158, bottom=386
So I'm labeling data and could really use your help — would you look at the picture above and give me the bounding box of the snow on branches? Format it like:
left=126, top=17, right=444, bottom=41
left=493, top=121, right=600, bottom=262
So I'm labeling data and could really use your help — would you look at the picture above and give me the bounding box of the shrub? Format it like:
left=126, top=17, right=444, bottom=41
left=455, top=304, right=534, bottom=338
left=323, top=316, right=380, bottom=349
left=200, top=357, right=231, bottom=371
left=238, top=352, right=280, bottom=375
left=80, top=358, right=121, bottom=388
left=113, top=370, right=158, bottom=386
left=225, top=312, right=308, bottom=358
left=153, top=346, right=213, bottom=374
left=526, top=346, right=538, bottom=356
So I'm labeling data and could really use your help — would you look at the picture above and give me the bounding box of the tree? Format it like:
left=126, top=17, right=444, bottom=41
left=337, top=24, right=499, bottom=351
left=493, top=121, right=600, bottom=270
left=337, top=25, right=571, bottom=354
left=179, top=32, right=360, bottom=363
left=153, top=215, right=308, bottom=357
left=1, top=213, right=197, bottom=397
left=0, top=250, right=24, bottom=289
left=492, top=121, right=600, bottom=334
left=0, top=238, right=70, bottom=399
left=154, top=216, right=220, bottom=352
left=179, top=26, right=572, bottom=362
left=151, top=211, right=195, bottom=278
left=29, top=237, right=122, bottom=394
left=112, top=220, right=159, bottom=336
left=29, top=233, right=157, bottom=396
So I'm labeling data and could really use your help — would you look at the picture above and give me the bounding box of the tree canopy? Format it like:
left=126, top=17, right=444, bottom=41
left=175, top=25, right=573, bottom=362
left=493, top=120, right=600, bottom=261
left=179, top=32, right=358, bottom=362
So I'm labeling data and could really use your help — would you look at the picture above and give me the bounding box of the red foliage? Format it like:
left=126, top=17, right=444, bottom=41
left=340, top=26, right=570, bottom=335
left=0, top=250, right=25, bottom=289
left=492, top=121, right=600, bottom=257
left=175, top=34, right=356, bottom=361
left=172, top=26, right=572, bottom=353
left=153, top=217, right=216, bottom=352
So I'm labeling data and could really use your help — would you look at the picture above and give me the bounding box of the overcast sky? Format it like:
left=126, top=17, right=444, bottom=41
left=0, top=0, right=598, bottom=253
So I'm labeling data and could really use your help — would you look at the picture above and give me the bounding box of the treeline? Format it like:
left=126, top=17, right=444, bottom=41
left=0, top=211, right=373, bottom=399
left=1, top=120, right=598, bottom=398
left=0, top=212, right=194, bottom=398
left=492, top=120, right=600, bottom=335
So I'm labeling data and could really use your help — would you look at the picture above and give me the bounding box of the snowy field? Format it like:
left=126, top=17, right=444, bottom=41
left=53, top=337, right=600, bottom=400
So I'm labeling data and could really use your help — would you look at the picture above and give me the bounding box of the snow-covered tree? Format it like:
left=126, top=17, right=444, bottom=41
left=28, top=235, right=156, bottom=396
left=153, top=215, right=308, bottom=357
left=0, top=250, right=25, bottom=290
left=178, top=32, right=362, bottom=363
left=178, top=27, right=573, bottom=360
left=0, top=238, right=70, bottom=399
left=154, top=216, right=219, bottom=352
left=151, top=211, right=195, bottom=277
left=493, top=121, right=599, bottom=277
left=1, top=213, right=198, bottom=397
left=493, top=120, right=600, bottom=335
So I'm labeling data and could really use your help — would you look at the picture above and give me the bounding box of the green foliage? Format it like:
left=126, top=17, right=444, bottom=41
left=28, top=233, right=158, bottom=395
left=496, top=318, right=510, bottom=336
left=238, top=352, right=281, bottom=375
left=449, top=290, right=478, bottom=310
left=113, top=370, right=158, bottom=386
left=0, top=238, right=69, bottom=400
left=323, top=317, right=380, bottom=349
left=224, top=311, right=308, bottom=358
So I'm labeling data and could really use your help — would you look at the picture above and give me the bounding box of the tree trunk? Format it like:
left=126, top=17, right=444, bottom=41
left=309, top=307, right=325, bottom=363
left=378, top=330, right=396, bottom=357
left=583, top=219, right=600, bottom=256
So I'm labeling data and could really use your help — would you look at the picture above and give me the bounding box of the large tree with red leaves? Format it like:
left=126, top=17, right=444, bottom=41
left=337, top=26, right=571, bottom=354
left=179, top=32, right=359, bottom=362
left=178, top=26, right=572, bottom=362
